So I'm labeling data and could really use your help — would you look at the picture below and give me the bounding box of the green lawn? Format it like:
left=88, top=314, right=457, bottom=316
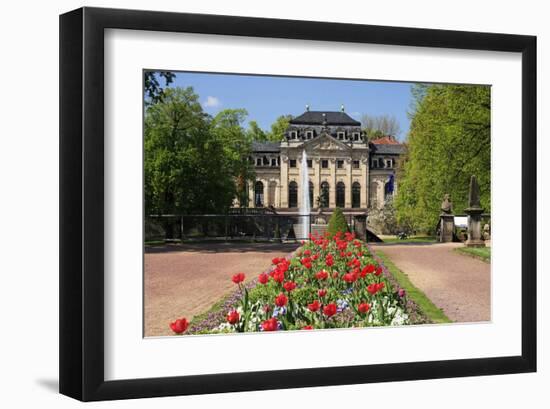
left=455, top=246, right=491, bottom=263
left=379, top=235, right=437, bottom=244
left=374, top=250, right=452, bottom=324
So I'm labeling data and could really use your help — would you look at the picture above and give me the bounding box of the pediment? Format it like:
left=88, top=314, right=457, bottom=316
left=303, top=133, right=351, bottom=152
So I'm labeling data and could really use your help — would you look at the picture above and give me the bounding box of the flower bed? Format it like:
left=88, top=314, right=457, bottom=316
left=171, top=231, right=415, bottom=335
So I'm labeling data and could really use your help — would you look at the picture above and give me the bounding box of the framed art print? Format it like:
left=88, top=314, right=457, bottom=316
left=59, top=7, right=537, bottom=401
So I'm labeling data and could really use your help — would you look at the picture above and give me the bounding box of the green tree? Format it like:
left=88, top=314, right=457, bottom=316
left=394, top=84, right=491, bottom=233
left=246, top=120, right=267, bottom=141
left=144, top=88, right=254, bottom=216
left=327, top=208, right=350, bottom=236
left=266, top=115, right=293, bottom=141
left=144, top=71, right=175, bottom=104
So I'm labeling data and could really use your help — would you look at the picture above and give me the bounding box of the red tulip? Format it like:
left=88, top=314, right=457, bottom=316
left=272, top=270, right=285, bottom=283
left=358, top=302, right=371, bottom=314
left=361, top=264, right=375, bottom=277
left=283, top=281, right=297, bottom=292
left=275, top=293, right=288, bottom=307
left=375, top=266, right=383, bottom=276
left=261, top=317, right=279, bottom=331
left=325, top=254, right=334, bottom=267
left=304, top=249, right=311, bottom=256
left=169, top=318, right=189, bottom=334
left=318, top=289, right=327, bottom=297
left=308, top=300, right=320, bottom=312
left=232, top=272, right=245, bottom=284
left=258, top=273, right=269, bottom=284
left=302, top=325, right=314, bottom=330
left=227, top=310, right=240, bottom=324
left=343, top=272, right=358, bottom=283
left=272, top=257, right=280, bottom=265
left=367, top=282, right=385, bottom=295
left=323, top=303, right=337, bottom=317
left=315, top=270, right=328, bottom=280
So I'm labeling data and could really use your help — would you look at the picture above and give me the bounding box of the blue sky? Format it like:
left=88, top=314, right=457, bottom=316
left=166, top=71, right=416, bottom=140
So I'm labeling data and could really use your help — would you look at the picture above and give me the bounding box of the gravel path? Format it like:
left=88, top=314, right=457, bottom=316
left=370, top=242, right=491, bottom=323
left=144, top=242, right=299, bottom=337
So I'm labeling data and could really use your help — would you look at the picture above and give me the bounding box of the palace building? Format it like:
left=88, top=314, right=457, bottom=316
left=244, top=106, right=405, bottom=214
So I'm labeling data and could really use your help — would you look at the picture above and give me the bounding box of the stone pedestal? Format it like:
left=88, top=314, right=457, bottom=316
left=354, top=214, right=368, bottom=241
left=465, top=208, right=485, bottom=248
left=439, top=214, right=455, bottom=243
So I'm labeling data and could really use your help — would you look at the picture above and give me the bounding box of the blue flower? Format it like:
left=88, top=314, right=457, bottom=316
left=336, top=299, right=349, bottom=312
left=272, top=306, right=287, bottom=317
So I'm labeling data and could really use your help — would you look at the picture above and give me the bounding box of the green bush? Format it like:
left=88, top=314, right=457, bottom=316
left=327, top=207, right=349, bottom=236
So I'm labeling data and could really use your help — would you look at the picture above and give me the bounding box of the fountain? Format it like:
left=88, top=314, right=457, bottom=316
left=300, top=150, right=311, bottom=239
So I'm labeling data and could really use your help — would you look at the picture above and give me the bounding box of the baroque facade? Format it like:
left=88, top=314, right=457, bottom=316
left=245, top=107, right=405, bottom=213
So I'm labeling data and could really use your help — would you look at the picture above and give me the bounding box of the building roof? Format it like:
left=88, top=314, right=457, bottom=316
left=370, top=143, right=406, bottom=155
left=289, top=110, right=361, bottom=126
left=251, top=141, right=280, bottom=153
left=370, top=135, right=400, bottom=145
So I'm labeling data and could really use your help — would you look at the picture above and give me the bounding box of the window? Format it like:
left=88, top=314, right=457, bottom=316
left=288, top=181, right=298, bottom=208
left=307, top=159, right=312, bottom=168
left=320, top=182, right=329, bottom=208
left=309, top=181, right=314, bottom=207
left=263, top=156, right=269, bottom=166
left=256, top=157, right=262, bottom=166
left=337, top=160, right=344, bottom=169
left=305, top=130, right=314, bottom=139
left=271, top=158, right=278, bottom=166
left=353, top=132, right=360, bottom=141
left=289, top=159, right=297, bottom=168
left=289, top=131, right=298, bottom=139
left=386, top=159, right=393, bottom=168
left=321, top=159, right=328, bottom=169
left=352, top=160, right=360, bottom=169
left=337, top=131, right=345, bottom=140
left=352, top=182, right=361, bottom=208
left=336, top=182, right=346, bottom=208
left=255, top=181, right=264, bottom=207
left=371, top=158, right=378, bottom=168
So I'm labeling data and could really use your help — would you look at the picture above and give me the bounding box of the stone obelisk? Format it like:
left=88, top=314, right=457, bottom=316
left=464, top=175, right=485, bottom=248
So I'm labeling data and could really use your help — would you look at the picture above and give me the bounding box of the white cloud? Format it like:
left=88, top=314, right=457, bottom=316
left=203, top=96, right=221, bottom=108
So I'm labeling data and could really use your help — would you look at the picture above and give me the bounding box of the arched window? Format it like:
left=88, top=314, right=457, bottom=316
left=384, top=176, right=394, bottom=203
left=288, top=181, right=298, bottom=208
left=255, top=181, right=264, bottom=207
left=352, top=182, right=361, bottom=208
left=320, top=182, right=329, bottom=208
left=309, top=181, right=314, bottom=207
left=336, top=182, right=345, bottom=208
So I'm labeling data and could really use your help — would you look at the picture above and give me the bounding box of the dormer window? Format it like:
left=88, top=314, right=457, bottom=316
left=271, top=158, right=278, bottom=166
left=305, top=130, right=314, bottom=139
left=371, top=159, right=378, bottom=168
left=352, top=132, right=360, bottom=141
left=256, top=157, right=262, bottom=166
left=337, top=131, right=345, bottom=140
left=289, top=131, right=298, bottom=140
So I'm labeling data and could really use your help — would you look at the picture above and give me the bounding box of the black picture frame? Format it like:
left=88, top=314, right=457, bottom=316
left=59, top=7, right=537, bottom=401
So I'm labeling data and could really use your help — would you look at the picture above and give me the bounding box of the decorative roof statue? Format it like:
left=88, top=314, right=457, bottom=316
left=440, top=193, right=453, bottom=215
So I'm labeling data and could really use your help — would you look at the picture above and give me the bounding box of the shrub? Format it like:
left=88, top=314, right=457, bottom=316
left=327, top=207, right=349, bottom=236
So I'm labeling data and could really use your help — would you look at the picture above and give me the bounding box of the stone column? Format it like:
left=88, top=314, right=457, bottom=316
left=360, top=158, right=368, bottom=208
left=248, top=182, right=255, bottom=208
left=313, top=157, right=320, bottom=208
left=345, top=158, right=352, bottom=208
left=464, top=175, right=485, bottom=248
left=280, top=155, right=289, bottom=208
left=439, top=214, right=455, bottom=243
left=329, top=158, right=336, bottom=208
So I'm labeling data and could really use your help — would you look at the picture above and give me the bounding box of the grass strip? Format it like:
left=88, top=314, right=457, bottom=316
left=454, top=246, right=491, bottom=263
